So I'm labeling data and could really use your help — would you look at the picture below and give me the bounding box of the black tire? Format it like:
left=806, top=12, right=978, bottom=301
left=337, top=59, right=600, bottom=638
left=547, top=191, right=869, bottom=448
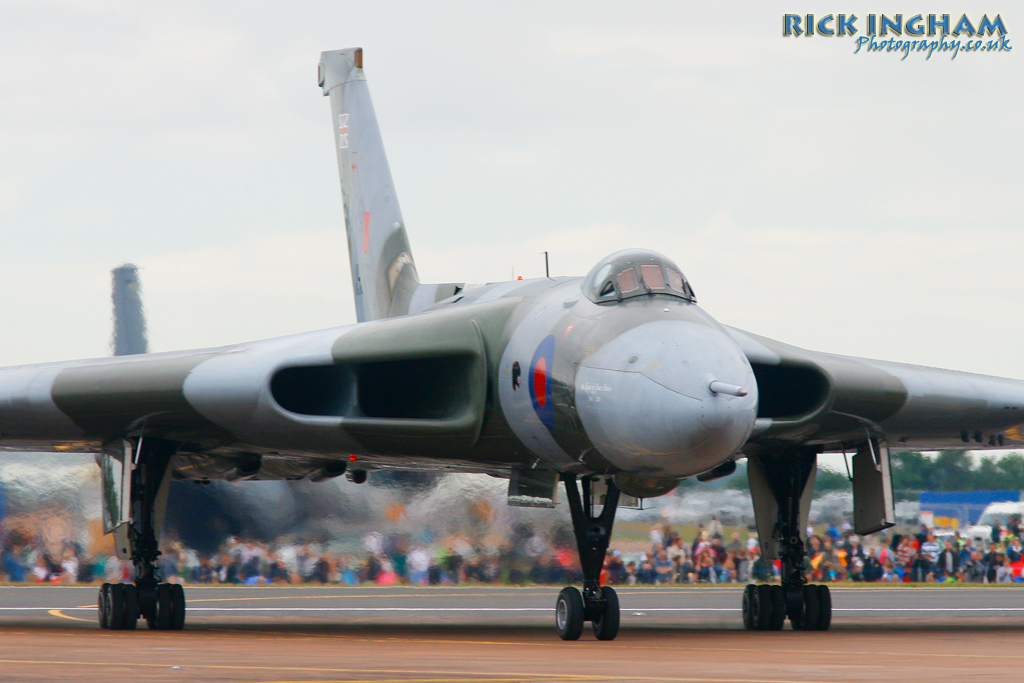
left=555, top=587, right=585, bottom=641
left=156, top=583, right=174, bottom=631
left=108, top=584, right=126, bottom=631
left=755, top=584, right=773, bottom=631
left=121, top=584, right=139, bottom=630
left=592, top=586, right=620, bottom=641
left=800, top=584, right=819, bottom=632
left=816, top=584, right=832, bottom=631
left=170, top=584, right=186, bottom=631
left=786, top=587, right=804, bottom=630
left=741, top=584, right=756, bottom=630
left=769, top=585, right=786, bottom=631
left=98, top=584, right=111, bottom=629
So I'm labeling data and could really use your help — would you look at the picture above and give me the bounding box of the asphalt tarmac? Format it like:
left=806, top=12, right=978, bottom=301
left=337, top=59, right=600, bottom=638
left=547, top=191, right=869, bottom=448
left=0, top=585, right=1021, bottom=682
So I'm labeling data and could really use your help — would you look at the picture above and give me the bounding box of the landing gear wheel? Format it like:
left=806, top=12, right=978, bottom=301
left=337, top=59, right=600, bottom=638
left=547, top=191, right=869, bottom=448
left=170, top=584, right=186, bottom=630
left=769, top=585, right=786, bottom=631
left=98, top=583, right=111, bottom=629
left=742, top=585, right=756, bottom=630
left=796, top=584, right=819, bottom=631
left=592, top=586, right=620, bottom=641
left=108, top=583, right=127, bottom=631
left=555, top=587, right=585, bottom=641
left=155, top=583, right=174, bottom=630
left=122, top=584, right=139, bottom=630
left=816, top=585, right=831, bottom=631
left=754, top=584, right=773, bottom=630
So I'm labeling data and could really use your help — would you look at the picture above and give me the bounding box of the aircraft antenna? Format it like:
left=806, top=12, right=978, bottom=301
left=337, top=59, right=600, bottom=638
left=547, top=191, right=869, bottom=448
left=544, top=251, right=550, bottom=278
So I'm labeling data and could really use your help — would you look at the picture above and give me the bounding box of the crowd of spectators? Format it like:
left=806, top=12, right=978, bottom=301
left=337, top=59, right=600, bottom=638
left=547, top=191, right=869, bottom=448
left=0, top=530, right=588, bottom=587
left=3, top=514, right=1024, bottom=587
left=609, top=514, right=1024, bottom=586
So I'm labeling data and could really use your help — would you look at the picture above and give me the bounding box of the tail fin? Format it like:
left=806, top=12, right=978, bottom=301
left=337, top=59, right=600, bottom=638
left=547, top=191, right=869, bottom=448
left=110, top=264, right=149, bottom=356
left=319, top=48, right=419, bottom=322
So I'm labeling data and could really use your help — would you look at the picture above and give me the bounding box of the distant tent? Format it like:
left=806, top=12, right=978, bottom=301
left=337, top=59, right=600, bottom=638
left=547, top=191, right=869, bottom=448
left=918, top=490, right=1021, bottom=527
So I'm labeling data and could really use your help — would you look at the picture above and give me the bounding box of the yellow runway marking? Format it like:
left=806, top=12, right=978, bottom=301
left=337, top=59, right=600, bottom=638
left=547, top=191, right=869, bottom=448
left=0, top=659, right=595, bottom=679
left=203, top=629, right=1024, bottom=663
left=248, top=679, right=846, bottom=683
left=245, top=680, right=574, bottom=683
left=0, top=658, right=857, bottom=683
left=47, top=609, right=93, bottom=623
left=237, top=679, right=584, bottom=683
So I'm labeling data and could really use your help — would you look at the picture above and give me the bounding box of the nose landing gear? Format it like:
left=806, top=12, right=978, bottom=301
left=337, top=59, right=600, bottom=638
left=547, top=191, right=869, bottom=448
left=555, top=474, right=621, bottom=641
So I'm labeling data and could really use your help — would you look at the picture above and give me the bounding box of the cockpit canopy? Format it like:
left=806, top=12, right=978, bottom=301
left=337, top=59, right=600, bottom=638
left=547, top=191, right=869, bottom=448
left=582, top=249, right=696, bottom=305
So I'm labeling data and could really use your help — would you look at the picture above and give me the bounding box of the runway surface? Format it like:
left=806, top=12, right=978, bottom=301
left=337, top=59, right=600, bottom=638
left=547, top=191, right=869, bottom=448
left=0, top=584, right=1022, bottom=682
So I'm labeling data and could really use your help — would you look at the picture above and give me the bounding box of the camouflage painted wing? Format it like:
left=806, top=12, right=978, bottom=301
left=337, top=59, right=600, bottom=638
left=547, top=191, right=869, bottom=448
left=728, top=326, right=1024, bottom=454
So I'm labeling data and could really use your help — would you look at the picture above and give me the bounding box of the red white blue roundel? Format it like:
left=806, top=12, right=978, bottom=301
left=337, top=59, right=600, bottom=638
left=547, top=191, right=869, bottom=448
left=529, top=335, right=555, bottom=430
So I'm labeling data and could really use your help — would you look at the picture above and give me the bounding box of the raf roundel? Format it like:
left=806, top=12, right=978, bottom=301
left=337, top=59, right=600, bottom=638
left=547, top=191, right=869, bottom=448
left=533, top=357, right=547, bottom=406
left=529, top=335, right=556, bottom=430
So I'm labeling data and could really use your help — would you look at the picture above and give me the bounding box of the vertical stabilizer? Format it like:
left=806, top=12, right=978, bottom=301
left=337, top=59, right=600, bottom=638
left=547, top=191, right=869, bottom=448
left=320, top=48, right=419, bottom=322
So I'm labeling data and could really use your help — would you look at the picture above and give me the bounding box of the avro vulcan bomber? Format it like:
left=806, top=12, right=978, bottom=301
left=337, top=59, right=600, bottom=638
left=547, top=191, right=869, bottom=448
left=2, top=48, right=1023, bottom=639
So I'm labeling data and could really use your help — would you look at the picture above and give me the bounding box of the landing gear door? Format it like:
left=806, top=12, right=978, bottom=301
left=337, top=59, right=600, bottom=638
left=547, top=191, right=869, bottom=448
left=99, top=440, right=134, bottom=557
left=748, top=452, right=816, bottom=561
left=747, top=455, right=779, bottom=560
left=852, top=438, right=895, bottom=535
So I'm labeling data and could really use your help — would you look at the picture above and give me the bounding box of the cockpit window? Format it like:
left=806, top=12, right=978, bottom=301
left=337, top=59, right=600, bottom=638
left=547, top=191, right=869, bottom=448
left=616, top=268, right=640, bottom=293
left=641, top=264, right=665, bottom=290
left=582, top=249, right=696, bottom=305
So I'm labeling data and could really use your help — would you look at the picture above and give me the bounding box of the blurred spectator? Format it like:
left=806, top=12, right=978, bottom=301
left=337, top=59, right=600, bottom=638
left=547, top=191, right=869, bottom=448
left=654, top=550, right=674, bottom=584
left=706, top=516, right=723, bottom=540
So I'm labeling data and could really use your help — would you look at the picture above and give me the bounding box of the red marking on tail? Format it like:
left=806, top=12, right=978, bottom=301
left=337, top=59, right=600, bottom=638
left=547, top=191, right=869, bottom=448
left=362, top=212, right=370, bottom=254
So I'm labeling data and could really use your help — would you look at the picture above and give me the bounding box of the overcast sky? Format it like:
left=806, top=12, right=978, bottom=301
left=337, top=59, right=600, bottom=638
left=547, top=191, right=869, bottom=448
left=1, top=1, right=1021, bottom=381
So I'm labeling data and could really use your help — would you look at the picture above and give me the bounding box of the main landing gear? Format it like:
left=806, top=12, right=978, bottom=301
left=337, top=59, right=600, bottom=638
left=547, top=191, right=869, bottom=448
left=97, top=438, right=186, bottom=631
left=742, top=449, right=831, bottom=631
left=555, top=474, right=621, bottom=641
left=742, top=583, right=830, bottom=632
left=98, top=582, right=184, bottom=630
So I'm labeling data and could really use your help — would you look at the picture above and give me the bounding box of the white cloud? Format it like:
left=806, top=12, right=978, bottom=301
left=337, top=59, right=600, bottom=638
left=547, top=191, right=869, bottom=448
left=0, top=0, right=1020, bottom=386
left=0, top=177, right=21, bottom=211
left=143, top=228, right=354, bottom=352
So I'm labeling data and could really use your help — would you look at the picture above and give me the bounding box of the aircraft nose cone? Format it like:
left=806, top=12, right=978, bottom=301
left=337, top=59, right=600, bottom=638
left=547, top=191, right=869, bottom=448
left=575, top=320, right=757, bottom=478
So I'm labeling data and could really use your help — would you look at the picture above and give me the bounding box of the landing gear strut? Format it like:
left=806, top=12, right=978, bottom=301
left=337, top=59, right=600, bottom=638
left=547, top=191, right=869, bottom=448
left=98, top=438, right=186, bottom=631
left=743, top=449, right=831, bottom=631
left=555, top=474, right=621, bottom=641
